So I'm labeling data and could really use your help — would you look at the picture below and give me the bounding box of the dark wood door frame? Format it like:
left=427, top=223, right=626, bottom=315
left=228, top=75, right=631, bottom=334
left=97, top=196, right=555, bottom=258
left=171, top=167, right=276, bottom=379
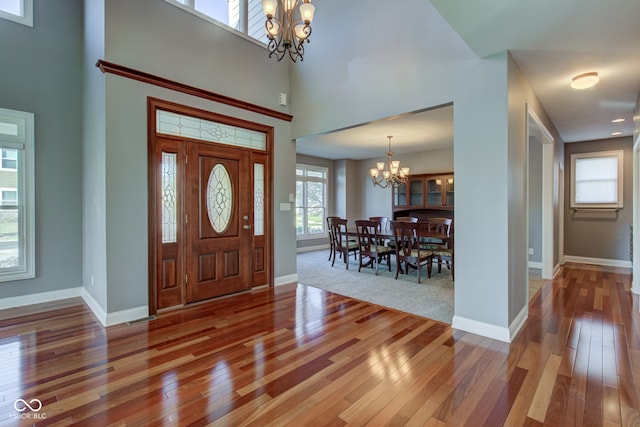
left=147, top=97, right=274, bottom=315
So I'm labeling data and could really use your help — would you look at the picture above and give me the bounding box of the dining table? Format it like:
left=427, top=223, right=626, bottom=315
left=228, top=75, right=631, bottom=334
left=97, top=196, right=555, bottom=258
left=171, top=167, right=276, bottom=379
left=346, top=225, right=453, bottom=277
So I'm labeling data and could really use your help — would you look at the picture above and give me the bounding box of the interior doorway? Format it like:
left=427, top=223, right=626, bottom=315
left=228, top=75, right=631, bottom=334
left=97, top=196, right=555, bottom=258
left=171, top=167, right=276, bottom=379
left=147, top=98, right=273, bottom=314
left=527, top=106, right=555, bottom=291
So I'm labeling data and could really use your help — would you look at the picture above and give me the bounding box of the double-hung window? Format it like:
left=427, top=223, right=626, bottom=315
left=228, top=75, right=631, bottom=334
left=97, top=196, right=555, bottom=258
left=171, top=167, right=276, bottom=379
left=0, top=108, right=35, bottom=281
left=0, top=0, right=33, bottom=27
left=296, top=164, right=327, bottom=238
left=164, top=0, right=268, bottom=45
left=570, top=150, right=623, bottom=209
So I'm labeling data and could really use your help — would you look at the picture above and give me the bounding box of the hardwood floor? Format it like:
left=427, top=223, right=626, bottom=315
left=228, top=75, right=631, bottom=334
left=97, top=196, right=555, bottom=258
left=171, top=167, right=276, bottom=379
left=0, top=263, right=639, bottom=426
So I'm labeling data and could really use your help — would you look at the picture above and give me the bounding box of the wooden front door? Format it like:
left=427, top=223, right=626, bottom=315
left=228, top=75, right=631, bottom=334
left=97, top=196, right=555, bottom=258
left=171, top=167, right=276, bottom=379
left=149, top=99, right=273, bottom=314
left=185, top=142, right=252, bottom=302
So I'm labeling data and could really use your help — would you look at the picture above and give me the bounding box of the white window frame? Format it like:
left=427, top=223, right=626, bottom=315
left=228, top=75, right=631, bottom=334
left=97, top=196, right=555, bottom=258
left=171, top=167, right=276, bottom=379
left=0, top=107, right=35, bottom=281
left=570, top=150, right=623, bottom=209
left=296, top=164, right=328, bottom=240
left=161, top=0, right=267, bottom=48
left=0, top=0, right=33, bottom=27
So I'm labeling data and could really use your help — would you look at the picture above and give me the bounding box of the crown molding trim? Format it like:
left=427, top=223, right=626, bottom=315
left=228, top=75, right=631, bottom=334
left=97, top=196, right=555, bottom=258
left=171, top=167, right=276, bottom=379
left=96, top=60, right=293, bottom=122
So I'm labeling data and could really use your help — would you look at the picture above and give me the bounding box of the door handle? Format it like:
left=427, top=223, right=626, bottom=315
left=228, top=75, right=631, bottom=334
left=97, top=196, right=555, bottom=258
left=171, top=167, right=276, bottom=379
left=243, top=225, right=251, bottom=230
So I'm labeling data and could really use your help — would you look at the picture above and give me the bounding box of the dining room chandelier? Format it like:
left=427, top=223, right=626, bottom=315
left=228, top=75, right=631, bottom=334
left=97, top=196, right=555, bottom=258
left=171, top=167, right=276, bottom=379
left=369, top=136, right=410, bottom=188
left=261, top=0, right=316, bottom=62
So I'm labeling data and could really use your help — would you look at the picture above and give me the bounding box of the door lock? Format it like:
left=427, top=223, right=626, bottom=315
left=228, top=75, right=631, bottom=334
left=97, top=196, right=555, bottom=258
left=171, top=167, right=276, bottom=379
left=243, top=215, right=249, bottom=220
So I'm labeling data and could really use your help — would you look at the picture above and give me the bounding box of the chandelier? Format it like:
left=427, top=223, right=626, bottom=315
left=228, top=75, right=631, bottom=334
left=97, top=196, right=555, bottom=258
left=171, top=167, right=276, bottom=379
left=369, top=136, right=410, bottom=188
left=261, top=0, right=316, bottom=62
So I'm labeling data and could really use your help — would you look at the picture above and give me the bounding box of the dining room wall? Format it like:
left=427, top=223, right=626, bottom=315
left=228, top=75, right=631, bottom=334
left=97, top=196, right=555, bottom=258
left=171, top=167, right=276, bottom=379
left=359, top=147, right=454, bottom=220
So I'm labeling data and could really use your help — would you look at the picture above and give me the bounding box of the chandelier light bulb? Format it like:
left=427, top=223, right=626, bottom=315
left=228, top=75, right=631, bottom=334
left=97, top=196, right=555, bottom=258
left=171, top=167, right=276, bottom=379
left=262, top=0, right=278, bottom=17
left=299, top=2, right=315, bottom=23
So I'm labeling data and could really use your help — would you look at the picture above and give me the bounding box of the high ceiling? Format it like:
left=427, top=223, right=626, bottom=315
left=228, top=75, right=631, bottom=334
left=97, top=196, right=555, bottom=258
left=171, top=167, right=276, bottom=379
left=295, top=0, right=640, bottom=160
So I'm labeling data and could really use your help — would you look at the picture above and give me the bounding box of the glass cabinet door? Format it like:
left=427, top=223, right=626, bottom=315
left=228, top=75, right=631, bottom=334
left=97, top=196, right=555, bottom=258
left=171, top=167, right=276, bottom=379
left=426, top=178, right=443, bottom=207
left=445, top=175, right=454, bottom=206
left=409, top=179, right=424, bottom=206
left=394, top=183, right=407, bottom=206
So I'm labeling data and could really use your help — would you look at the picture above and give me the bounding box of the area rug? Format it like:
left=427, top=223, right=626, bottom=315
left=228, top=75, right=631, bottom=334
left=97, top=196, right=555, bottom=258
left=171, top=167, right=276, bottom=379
left=296, top=249, right=455, bottom=324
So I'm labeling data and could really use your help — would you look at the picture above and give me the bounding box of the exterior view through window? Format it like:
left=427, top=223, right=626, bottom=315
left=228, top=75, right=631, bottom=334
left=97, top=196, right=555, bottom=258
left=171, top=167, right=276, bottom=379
left=296, top=164, right=327, bottom=237
left=0, top=107, right=34, bottom=281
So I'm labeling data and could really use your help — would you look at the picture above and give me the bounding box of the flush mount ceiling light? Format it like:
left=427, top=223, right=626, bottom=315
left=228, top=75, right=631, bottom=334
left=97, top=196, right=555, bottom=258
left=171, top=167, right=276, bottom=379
left=611, top=118, right=625, bottom=123
left=571, top=72, right=599, bottom=89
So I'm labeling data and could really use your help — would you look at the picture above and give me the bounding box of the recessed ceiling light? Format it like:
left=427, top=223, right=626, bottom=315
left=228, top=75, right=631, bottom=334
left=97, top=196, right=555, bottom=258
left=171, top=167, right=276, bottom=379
left=611, top=118, right=625, bottom=123
left=571, top=72, right=599, bottom=89
left=611, top=131, right=623, bottom=136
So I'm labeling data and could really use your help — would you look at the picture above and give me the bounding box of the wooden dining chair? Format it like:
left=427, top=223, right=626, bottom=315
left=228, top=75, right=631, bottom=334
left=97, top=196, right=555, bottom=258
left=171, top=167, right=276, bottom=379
left=396, top=216, right=419, bottom=223
left=328, top=217, right=358, bottom=269
left=355, top=220, right=392, bottom=275
left=387, top=216, right=418, bottom=251
left=369, top=216, right=390, bottom=231
left=326, top=216, right=340, bottom=261
left=390, top=220, right=433, bottom=283
left=422, top=218, right=454, bottom=280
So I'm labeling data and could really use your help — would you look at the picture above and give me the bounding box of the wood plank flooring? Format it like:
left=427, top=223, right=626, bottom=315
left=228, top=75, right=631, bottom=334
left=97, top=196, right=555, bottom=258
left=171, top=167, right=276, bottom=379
left=0, top=262, right=639, bottom=426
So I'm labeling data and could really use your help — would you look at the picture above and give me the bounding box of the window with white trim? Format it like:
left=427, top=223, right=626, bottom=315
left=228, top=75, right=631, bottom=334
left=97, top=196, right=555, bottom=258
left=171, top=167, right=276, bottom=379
left=0, top=0, right=33, bottom=27
left=296, top=164, right=327, bottom=238
left=163, top=0, right=268, bottom=45
left=570, top=150, right=623, bottom=209
left=0, top=107, right=35, bottom=281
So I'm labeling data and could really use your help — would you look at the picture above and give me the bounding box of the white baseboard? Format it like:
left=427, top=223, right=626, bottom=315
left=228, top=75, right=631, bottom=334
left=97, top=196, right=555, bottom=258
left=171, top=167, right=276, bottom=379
left=563, top=255, right=632, bottom=269
left=509, top=304, right=528, bottom=340
left=452, top=315, right=511, bottom=343
left=107, top=305, right=149, bottom=326
left=528, top=261, right=543, bottom=269
left=553, top=263, right=561, bottom=278
left=81, top=289, right=107, bottom=326
left=81, top=289, right=148, bottom=327
left=453, top=304, right=528, bottom=343
left=275, top=274, right=298, bottom=286
left=0, top=286, right=83, bottom=310
left=297, top=244, right=329, bottom=253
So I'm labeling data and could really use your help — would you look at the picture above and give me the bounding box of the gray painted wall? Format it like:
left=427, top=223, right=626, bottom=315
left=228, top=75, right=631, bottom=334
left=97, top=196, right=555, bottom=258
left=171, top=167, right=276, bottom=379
left=0, top=0, right=83, bottom=299
left=564, top=137, right=633, bottom=262
left=83, top=0, right=107, bottom=309
left=81, top=0, right=297, bottom=314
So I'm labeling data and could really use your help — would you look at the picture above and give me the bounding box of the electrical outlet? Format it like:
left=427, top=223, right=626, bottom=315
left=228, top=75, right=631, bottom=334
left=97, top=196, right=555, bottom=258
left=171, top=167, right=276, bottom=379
left=528, top=248, right=534, bottom=255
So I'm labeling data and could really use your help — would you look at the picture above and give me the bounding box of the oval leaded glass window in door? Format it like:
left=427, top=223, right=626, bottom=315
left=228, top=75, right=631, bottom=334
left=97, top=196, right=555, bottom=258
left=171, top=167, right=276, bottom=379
left=206, top=163, right=233, bottom=233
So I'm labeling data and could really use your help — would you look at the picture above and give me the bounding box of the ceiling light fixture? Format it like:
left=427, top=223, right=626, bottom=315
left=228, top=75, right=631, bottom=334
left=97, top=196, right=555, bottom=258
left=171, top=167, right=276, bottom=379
left=611, top=131, right=623, bottom=136
left=262, top=0, right=315, bottom=62
left=369, top=136, right=410, bottom=189
left=570, top=72, right=599, bottom=89
left=611, top=118, right=625, bottom=123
